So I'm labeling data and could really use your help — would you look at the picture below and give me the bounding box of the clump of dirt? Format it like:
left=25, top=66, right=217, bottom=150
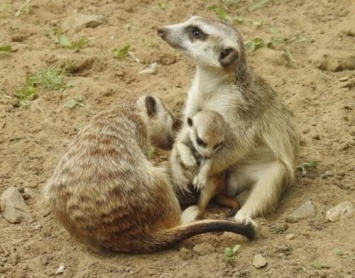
left=0, top=0, right=354, bottom=277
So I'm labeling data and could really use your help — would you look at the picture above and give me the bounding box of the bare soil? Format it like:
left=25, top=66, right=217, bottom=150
left=0, top=0, right=354, bottom=277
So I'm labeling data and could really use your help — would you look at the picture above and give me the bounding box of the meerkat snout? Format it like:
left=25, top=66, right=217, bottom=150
left=157, top=28, right=166, bottom=38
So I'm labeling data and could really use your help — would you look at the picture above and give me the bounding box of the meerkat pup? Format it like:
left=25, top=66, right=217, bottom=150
left=158, top=16, right=299, bottom=225
left=42, top=95, right=255, bottom=254
left=170, top=110, right=239, bottom=214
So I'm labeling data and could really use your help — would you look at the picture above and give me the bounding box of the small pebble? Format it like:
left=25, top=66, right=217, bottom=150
left=285, top=233, right=295, bottom=240
left=325, top=201, right=354, bottom=222
left=252, top=254, right=267, bottom=269
left=286, top=201, right=317, bottom=223
left=55, top=263, right=65, bottom=274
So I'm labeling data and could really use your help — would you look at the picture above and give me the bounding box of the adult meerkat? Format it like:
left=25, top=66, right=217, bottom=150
left=158, top=16, right=299, bottom=225
left=170, top=110, right=239, bottom=213
left=42, top=95, right=255, bottom=254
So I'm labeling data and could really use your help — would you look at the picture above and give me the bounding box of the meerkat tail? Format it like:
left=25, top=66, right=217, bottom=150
left=128, top=220, right=256, bottom=253
left=173, top=219, right=256, bottom=241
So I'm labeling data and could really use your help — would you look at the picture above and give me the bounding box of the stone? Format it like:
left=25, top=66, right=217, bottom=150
left=286, top=201, right=316, bottom=223
left=138, top=62, right=158, bottom=75
left=56, top=263, right=65, bottom=274
left=252, top=254, right=267, bottom=269
left=325, top=201, right=354, bottom=222
left=0, top=187, right=32, bottom=224
left=192, top=243, right=215, bottom=255
left=62, top=14, right=107, bottom=33
left=285, top=233, right=295, bottom=240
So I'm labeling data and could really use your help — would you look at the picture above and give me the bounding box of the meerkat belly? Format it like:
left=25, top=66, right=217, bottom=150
left=226, top=143, right=277, bottom=196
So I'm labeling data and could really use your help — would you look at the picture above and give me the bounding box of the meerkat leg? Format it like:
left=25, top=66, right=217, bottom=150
left=214, top=194, right=240, bottom=210
left=176, top=142, right=197, bottom=167
left=180, top=205, right=200, bottom=224
left=196, top=173, right=223, bottom=214
left=193, top=159, right=212, bottom=189
left=234, top=161, right=286, bottom=226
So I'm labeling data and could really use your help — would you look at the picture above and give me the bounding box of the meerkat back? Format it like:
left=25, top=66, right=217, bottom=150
left=42, top=96, right=181, bottom=252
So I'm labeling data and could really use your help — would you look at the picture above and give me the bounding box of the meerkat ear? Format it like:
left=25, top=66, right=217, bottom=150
left=145, top=96, right=157, bottom=117
left=219, top=48, right=238, bottom=68
left=187, top=117, right=193, bottom=127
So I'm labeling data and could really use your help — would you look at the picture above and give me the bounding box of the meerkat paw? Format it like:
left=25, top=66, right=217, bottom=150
left=193, top=174, right=207, bottom=189
left=181, top=205, right=200, bottom=224
left=234, top=213, right=258, bottom=227
left=180, top=153, right=197, bottom=168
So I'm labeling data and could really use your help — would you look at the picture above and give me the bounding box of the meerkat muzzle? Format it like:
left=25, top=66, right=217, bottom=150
left=157, top=28, right=166, bottom=38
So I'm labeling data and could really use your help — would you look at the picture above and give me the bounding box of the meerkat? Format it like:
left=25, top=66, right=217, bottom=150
left=158, top=16, right=299, bottom=225
left=42, top=95, right=255, bottom=254
left=170, top=110, right=239, bottom=214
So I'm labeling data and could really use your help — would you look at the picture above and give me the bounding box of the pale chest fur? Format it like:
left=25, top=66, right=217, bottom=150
left=184, top=68, right=244, bottom=129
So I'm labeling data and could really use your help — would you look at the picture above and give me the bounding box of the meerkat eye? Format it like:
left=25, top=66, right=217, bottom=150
left=196, top=136, right=207, bottom=148
left=190, top=26, right=203, bottom=39
left=213, top=142, right=223, bottom=150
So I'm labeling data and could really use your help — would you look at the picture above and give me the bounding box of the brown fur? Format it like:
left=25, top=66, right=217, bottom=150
left=159, top=16, right=299, bottom=225
left=42, top=96, right=255, bottom=254
left=170, top=110, right=239, bottom=215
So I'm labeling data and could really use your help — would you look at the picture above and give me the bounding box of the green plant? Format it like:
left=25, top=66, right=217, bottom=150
left=50, top=30, right=88, bottom=49
left=146, top=145, right=156, bottom=159
left=207, top=5, right=232, bottom=22
left=244, top=34, right=307, bottom=64
left=14, top=67, right=70, bottom=108
left=224, top=244, right=241, bottom=260
left=297, top=161, right=317, bottom=176
left=223, top=0, right=241, bottom=8
left=28, top=67, right=67, bottom=91
left=65, top=95, right=85, bottom=109
left=234, top=16, right=263, bottom=26
left=113, top=45, right=130, bottom=60
left=0, top=44, right=11, bottom=54
left=14, top=78, right=37, bottom=108
left=312, top=262, right=330, bottom=270
left=60, top=60, right=77, bottom=75
left=158, top=2, right=166, bottom=10
left=248, top=0, right=270, bottom=12
left=15, top=0, right=31, bottom=17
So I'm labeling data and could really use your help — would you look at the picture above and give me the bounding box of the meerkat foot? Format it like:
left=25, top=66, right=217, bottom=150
left=181, top=205, right=200, bottom=224
left=234, top=213, right=257, bottom=227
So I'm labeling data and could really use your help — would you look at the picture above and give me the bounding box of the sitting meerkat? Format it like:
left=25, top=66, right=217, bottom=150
left=170, top=110, right=239, bottom=214
left=42, top=95, right=255, bottom=254
left=158, top=16, right=299, bottom=225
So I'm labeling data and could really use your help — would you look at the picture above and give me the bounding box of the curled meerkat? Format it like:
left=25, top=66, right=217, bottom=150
left=170, top=110, right=239, bottom=214
left=158, top=16, right=299, bottom=225
left=42, top=95, right=255, bottom=254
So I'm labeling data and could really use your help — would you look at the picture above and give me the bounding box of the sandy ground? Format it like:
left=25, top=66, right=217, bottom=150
left=0, top=0, right=354, bottom=277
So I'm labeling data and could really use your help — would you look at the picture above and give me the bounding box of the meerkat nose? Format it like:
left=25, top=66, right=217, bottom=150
left=157, top=28, right=166, bottom=38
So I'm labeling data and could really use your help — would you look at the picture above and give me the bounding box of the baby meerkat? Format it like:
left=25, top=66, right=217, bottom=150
left=42, top=95, right=255, bottom=254
left=170, top=110, right=240, bottom=214
left=159, top=16, right=299, bottom=225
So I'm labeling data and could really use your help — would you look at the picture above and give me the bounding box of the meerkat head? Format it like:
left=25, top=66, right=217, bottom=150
left=187, top=110, right=226, bottom=159
left=158, top=16, right=246, bottom=71
left=137, top=95, right=175, bottom=150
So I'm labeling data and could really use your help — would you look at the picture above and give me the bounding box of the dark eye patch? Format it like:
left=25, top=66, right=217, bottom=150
left=196, top=135, right=207, bottom=148
left=186, top=26, right=207, bottom=41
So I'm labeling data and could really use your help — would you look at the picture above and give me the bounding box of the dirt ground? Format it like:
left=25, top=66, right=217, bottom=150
left=0, top=0, right=354, bottom=277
